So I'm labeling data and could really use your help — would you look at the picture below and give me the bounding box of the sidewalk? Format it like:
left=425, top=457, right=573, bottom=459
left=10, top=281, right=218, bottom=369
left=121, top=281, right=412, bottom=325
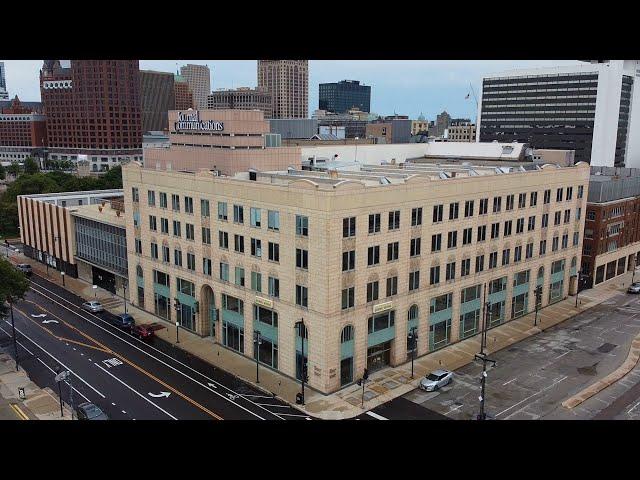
left=9, top=247, right=633, bottom=419
left=0, top=352, right=71, bottom=420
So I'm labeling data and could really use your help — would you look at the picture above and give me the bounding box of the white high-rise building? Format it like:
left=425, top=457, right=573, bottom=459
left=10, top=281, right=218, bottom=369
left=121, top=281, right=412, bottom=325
left=179, top=64, right=211, bottom=110
left=478, top=60, right=640, bottom=168
left=0, top=62, right=8, bottom=100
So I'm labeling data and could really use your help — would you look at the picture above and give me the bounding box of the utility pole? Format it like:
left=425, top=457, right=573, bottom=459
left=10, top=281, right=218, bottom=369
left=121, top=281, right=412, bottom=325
left=357, top=368, right=370, bottom=408
left=254, top=330, right=262, bottom=383
left=575, top=273, right=581, bottom=308
left=633, top=255, right=637, bottom=284
left=68, top=372, right=75, bottom=420
left=9, top=298, right=18, bottom=371
left=475, top=352, right=497, bottom=420
left=294, top=319, right=307, bottom=405
left=534, top=285, right=543, bottom=326
left=123, top=281, right=128, bottom=314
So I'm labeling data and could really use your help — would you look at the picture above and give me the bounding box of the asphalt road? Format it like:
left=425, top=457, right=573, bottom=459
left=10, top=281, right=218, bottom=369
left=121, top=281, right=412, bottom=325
left=394, top=291, right=640, bottom=420
left=0, top=271, right=311, bottom=421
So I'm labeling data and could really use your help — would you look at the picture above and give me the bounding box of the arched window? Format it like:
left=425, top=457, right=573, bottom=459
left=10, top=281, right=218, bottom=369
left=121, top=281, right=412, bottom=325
left=136, top=265, right=143, bottom=278
left=408, top=304, right=419, bottom=322
left=296, top=323, right=308, bottom=339
left=341, top=325, right=353, bottom=343
left=571, top=256, right=577, bottom=268
left=538, top=266, right=544, bottom=279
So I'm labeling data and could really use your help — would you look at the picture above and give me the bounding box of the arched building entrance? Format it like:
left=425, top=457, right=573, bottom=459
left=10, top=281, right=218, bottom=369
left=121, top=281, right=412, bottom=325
left=200, top=284, right=217, bottom=337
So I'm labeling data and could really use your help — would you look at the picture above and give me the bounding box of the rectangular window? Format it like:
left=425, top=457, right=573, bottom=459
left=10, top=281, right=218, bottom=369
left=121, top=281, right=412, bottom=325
left=369, top=213, right=381, bottom=234
left=489, top=251, right=498, bottom=269
left=148, top=190, right=155, bottom=206
left=514, top=245, right=522, bottom=263
left=160, top=192, right=167, bottom=209
left=475, top=255, right=484, bottom=273
left=449, top=202, right=459, bottom=220
left=366, top=281, right=379, bottom=302
left=132, top=187, right=139, bottom=203
left=367, top=245, right=381, bottom=265
left=430, top=266, right=440, bottom=285
left=573, top=232, right=579, bottom=246
left=530, top=191, right=538, bottom=207
left=174, top=249, right=182, bottom=267
left=172, top=194, right=180, bottom=212
left=185, top=223, right=195, bottom=241
left=151, top=242, right=158, bottom=259
left=477, top=225, right=487, bottom=242
left=433, top=204, right=443, bottom=223
left=528, top=216, right=536, bottom=231
left=268, top=276, right=280, bottom=298
left=296, top=248, right=308, bottom=269
left=296, top=215, right=309, bottom=236
left=564, top=209, right=571, bottom=224
left=251, top=272, right=262, bottom=293
left=506, top=194, right=514, bottom=211
left=542, top=213, right=549, bottom=228
left=268, top=242, right=279, bottom=262
left=184, top=196, right=193, bottom=214
left=410, top=238, right=421, bottom=257
left=201, top=199, right=210, bottom=218
left=516, top=218, right=524, bottom=234
left=556, top=188, right=563, bottom=202
left=186, top=253, right=195, bottom=271
left=219, top=231, right=229, bottom=249
left=462, top=227, right=472, bottom=245
left=540, top=240, right=547, bottom=256
left=411, top=207, right=422, bottom=226
left=342, top=287, right=355, bottom=309
left=464, top=200, right=474, bottom=218
left=493, top=196, right=502, bottom=213
left=447, top=231, right=457, bottom=249
left=343, top=217, right=356, bottom=237
left=218, top=202, right=228, bottom=221
left=342, top=250, right=355, bottom=271
left=235, top=266, right=245, bottom=286
left=387, top=241, right=399, bottom=261
left=234, top=234, right=244, bottom=253
left=386, top=276, right=398, bottom=297
left=544, top=189, right=551, bottom=204
left=504, top=220, right=513, bottom=236
left=562, top=234, right=568, bottom=249
left=409, top=271, right=420, bottom=291
left=502, top=248, right=510, bottom=266
left=461, top=258, right=471, bottom=277
left=233, top=205, right=244, bottom=224
left=173, top=220, right=181, bottom=237
left=267, top=210, right=280, bottom=231
left=202, top=227, right=211, bottom=245
left=479, top=198, right=488, bottom=215
left=554, top=211, right=561, bottom=226
left=203, top=257, right=212, bottom=276
left=388, top=210, right=400, bottom=230
left=149, top=215, right=157, bottom=231
left=431, top=234, right=442, bottom=252
left=518, top=193, right=526, bottom=209
left=296, top=285, right=309, bottom=308
left=526, top=242, right=534, bottom=259
left=135, top=238, right=142, bottom=255
left=251, top=238, right=263, bottom=258
left=491, top=222, right=500, bottom=239
left=577, top=185, right=584, bottom=199
left=250, top=208, right=262, bottom=228
left=445, top=262, right=456, bottom=281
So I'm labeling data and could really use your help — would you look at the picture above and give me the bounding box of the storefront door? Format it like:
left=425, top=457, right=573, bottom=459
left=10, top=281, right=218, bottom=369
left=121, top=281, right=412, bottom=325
left=367, top=341, right=391, bottom=372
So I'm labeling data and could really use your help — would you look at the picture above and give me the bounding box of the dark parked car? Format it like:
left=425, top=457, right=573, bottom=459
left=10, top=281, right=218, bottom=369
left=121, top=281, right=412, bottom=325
left=110, top=313, right=135, bottom=330
left=16, top=263, right=32, bottom=276
left=76, top=402, right=108, bottom=420
left=131, top=323, right=156, bottom=340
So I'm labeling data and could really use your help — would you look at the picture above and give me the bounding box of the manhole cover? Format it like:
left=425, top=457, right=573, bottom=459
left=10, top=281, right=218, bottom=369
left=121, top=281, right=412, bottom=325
left=597, top=343, right=617, bottom=353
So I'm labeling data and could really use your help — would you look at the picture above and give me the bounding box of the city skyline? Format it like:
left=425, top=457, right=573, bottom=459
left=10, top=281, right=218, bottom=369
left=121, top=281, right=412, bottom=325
left=1, top=59, right=580, bottom=120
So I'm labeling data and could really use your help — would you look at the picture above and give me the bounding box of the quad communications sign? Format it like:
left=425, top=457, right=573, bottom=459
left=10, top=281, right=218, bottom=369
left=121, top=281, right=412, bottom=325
left=174, top=111, right=224, bottom=132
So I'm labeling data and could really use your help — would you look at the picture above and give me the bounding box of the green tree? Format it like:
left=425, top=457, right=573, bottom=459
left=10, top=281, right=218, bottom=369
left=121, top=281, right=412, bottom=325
left=7, top=163, right=20, bottom=177
left=23, top=157, right=40, bottom=175
left=0, top=257, right=30, bottom=315
left=0, top=164, right=5, bottom=180
left=101, top=165, right=123, bottom=189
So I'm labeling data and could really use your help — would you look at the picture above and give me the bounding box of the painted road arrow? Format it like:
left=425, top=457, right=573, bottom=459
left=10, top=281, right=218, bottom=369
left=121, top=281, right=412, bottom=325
left=42, top=319, right=59, bottom=324
left=31, top=314, right=47, bottom=318
left=148, top=392, right=171, bottom=398
left=207, top=383, right=218, bottom=389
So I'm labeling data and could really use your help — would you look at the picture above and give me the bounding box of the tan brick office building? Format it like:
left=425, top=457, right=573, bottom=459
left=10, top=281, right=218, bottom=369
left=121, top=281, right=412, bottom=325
left=123, top=159, right=589, bottom=394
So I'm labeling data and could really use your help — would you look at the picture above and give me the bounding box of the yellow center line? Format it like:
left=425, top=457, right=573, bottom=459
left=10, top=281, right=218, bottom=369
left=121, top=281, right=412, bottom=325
left=16, top=301, right=223, bottom=420
left=11, top=403, right=30, bottom=420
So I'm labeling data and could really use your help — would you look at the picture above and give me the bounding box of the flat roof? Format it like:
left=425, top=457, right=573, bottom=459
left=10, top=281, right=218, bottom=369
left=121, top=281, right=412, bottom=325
left=70, top=203, right=126, bottom=228
left=18, top=189, right=123, bottom=202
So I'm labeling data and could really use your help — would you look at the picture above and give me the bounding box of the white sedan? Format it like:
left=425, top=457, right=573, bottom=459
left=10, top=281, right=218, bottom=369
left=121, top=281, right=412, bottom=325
left=419, top=369, right=453, bottom=392
left=82, top=301, right=104, bottom=313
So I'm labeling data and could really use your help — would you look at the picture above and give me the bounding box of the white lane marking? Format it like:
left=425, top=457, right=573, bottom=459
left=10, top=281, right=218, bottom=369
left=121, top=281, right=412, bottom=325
left=627, top=400, right=640, bottom=414
left=495, top=375, right=568, bottom=418
left=42, top=320, right=58, bottom=324
left=148, top=391, right=171, bottom=398
left=112, top=402, right=116, bottom=406
left=31, top=314, right=47, bottom=318
left=4, top=320, right=105, bottom=399
left=35, top=357, right=91, bottom=403
left=93, top=362, right=177, bottom=420
left=255, top=403, right=292, bottom=409
left=241, top=394, right=276, bottom=399
left=276, top=412, right=311, bottom=418
left=207, top=382, right=217, bottom=389
left=122, top=410, right=127, bottom=414
left=365, top=411, right=389, bottom=420
left=0, top=326, right=35, bottom=355
left=29, top=283, right=271, bottom=420
left=553, top=350, right=572, bottom=361
left=502, top=378, right=517, bottom=386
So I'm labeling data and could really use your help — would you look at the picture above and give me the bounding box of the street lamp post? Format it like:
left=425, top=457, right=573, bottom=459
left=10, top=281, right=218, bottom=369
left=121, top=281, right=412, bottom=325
left=123, top=281, right=128, bottom=314
left=357, top=368, right=370, bottom=408
left=54, top=366, right=64, bottom=418
left=575, top=273, right=581, bottom=308
left=92, top=284, right=97, bottom=299
left=44, top=252, right=49, bottom=275
left=61, top=271, right=65, bottom=287
left=632, top=255, right=637, bottom=284
left=408, top=326, right=418, bottom=379
left=475, top=352, right=496, bottom=420
left=355, top=137, right=359, bottom=163
left=174, top=298, right=181, bottom=344
left=9, top=298, right=18, bottom=372
left=294, top=319, right=306, bottom=405
left=534, top=285, right=543, bottom=326
left=254, top=330, right=262, bottom=383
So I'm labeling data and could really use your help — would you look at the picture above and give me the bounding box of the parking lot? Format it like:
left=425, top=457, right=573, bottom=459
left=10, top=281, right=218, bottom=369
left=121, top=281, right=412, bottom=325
left=400, top=291, right=640, bottom=420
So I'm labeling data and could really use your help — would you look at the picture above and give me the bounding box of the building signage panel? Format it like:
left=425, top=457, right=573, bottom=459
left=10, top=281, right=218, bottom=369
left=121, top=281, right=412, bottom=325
left=373, top=301, right=393, bottom=314
left=255, top=296, right=273, bottom=309
left=174, top=111, right=224, bottom=132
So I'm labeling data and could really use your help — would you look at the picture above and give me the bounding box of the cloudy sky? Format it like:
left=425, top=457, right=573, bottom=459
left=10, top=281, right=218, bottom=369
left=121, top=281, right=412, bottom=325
left=1, top=60, right=580, bottom=120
